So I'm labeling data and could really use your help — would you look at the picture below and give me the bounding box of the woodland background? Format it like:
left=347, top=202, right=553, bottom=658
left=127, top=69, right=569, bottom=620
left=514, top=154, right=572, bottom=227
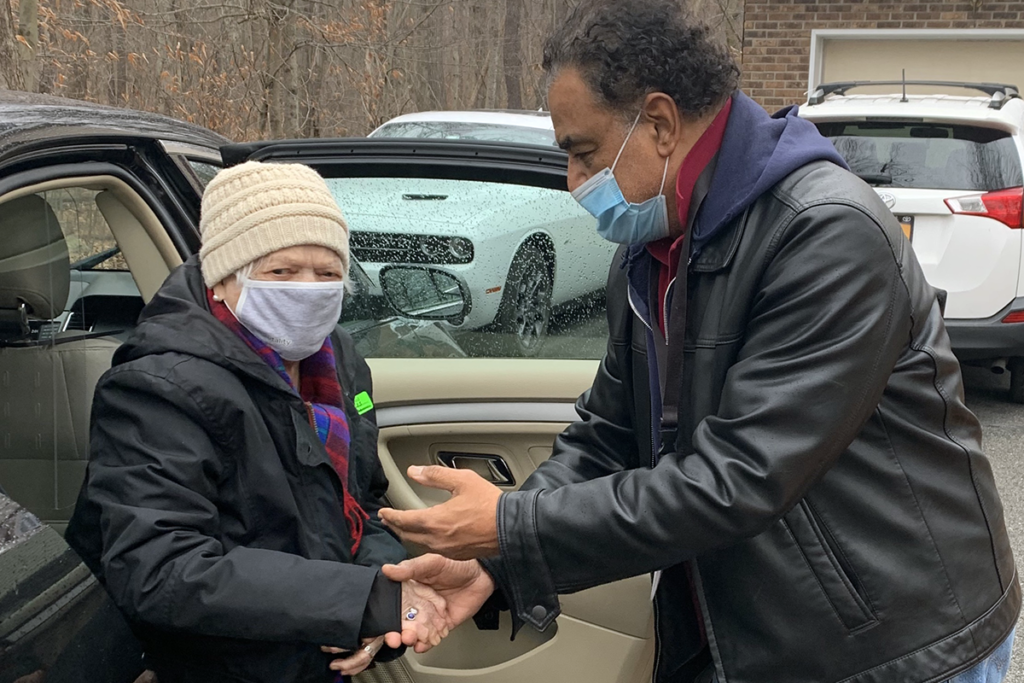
left=0, top=0, right=743, bottom=140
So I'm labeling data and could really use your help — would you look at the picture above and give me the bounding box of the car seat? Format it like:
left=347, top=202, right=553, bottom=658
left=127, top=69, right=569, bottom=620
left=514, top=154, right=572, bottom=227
left=0, top=195, right=122, bottom=534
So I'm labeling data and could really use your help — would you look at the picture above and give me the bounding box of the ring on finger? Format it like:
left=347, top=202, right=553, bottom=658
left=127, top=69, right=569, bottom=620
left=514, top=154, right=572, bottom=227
left=363, top=641, right=382, bottom=658
left=405, top=607, right=419, bottom=621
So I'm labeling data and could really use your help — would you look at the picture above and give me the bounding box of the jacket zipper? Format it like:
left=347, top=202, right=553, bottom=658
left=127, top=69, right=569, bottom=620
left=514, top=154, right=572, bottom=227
left=663, top=254, right=694, bottom=342
left=651, top=277, right=669, bottom=681
left=645, top=255, right=694, bottom=681
left=627, top=284, right=653, bottom=333
left=663, top=277, right=676, bottom=343
left=630, top=276, right=665, bottom=682
left=627, top=285, right=658, bottom=470
left=304, top=401, right=316, bottom=429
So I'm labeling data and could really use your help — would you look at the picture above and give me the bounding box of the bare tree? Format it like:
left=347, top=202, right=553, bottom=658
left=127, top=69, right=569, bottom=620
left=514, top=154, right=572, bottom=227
left=0, top=0, right=23, bottom=90
left=503, top=0, right=524, bottom=109
left=16, top=0, right=37, bottom=91
left=5, top=0, right=742, bottom=139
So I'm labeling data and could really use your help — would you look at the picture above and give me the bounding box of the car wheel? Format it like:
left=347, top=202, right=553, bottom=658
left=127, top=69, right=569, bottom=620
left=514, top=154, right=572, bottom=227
left=1010, top=358, right=1024, bottom=404
left=493, top=242, right=553, bottom=357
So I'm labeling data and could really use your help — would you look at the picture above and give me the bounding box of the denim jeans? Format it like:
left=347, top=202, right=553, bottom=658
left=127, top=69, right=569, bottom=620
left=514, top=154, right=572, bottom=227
left=706, top=627, right=1015, bottom=683
left=945, top=628, right=1016, bottom=683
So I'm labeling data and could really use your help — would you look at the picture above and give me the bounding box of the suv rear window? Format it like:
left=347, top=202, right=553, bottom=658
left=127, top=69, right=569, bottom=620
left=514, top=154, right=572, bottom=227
left=815, top=122, right=1023, bottom=191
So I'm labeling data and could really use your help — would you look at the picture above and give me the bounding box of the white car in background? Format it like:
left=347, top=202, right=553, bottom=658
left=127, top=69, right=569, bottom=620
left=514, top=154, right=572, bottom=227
left=347, top=111, right=613, bottom=357
left=369, top=109, right=556, bottom=146
left=800, top=81, right=1024, bottom=403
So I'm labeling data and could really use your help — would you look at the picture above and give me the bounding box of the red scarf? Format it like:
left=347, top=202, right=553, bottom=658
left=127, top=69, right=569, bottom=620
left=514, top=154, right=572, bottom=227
left=207, top=289, right=368, bottom=554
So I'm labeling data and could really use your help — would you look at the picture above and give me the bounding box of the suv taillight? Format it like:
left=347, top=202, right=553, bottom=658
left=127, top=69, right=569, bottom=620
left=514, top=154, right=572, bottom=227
left=1003, top=310, right=1024, bottom=324
left=945, top=187, right=1023, bottom=229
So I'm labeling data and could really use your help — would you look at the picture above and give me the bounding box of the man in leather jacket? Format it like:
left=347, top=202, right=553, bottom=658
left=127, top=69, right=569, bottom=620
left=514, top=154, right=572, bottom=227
left=378, top=2, right=1021, bottom=681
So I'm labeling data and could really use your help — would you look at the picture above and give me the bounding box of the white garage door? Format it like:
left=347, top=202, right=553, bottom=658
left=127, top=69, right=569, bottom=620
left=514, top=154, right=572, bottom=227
left=813, top=31, right=1024, bottom=96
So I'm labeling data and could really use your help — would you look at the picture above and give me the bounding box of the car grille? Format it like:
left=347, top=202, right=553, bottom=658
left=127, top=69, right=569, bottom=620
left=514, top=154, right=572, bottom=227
left=349, top=231, right=474, bottom=265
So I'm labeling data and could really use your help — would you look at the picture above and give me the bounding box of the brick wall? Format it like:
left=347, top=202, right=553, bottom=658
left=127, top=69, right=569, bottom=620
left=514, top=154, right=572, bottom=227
left=741, top=1, right=1024, bottom=110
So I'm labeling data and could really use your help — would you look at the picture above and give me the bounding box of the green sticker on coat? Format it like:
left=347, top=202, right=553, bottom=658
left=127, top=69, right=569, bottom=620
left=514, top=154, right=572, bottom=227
left=354, top=391, right=374, bottom=415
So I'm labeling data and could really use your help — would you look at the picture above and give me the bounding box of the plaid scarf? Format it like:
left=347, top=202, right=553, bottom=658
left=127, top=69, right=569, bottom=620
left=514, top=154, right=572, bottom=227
left=207, top=289, right=368, bottom=555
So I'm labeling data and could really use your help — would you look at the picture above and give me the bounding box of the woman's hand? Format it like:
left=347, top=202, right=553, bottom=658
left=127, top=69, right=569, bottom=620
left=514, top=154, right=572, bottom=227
left=322, top=577, right=451, bottom=673
left=399, top=580, right=450, bottom=653
left=323, top=635, right=386, bottom=677
left=384, top=555, right=495, bottom=644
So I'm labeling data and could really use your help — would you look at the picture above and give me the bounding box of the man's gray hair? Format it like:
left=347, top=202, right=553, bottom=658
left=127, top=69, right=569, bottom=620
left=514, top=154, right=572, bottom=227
left=542, top=0, right=740, bottom=120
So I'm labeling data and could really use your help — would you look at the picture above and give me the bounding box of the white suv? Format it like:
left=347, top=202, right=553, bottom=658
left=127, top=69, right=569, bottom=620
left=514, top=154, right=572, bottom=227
left=800, top=82, right=1024, bottom=403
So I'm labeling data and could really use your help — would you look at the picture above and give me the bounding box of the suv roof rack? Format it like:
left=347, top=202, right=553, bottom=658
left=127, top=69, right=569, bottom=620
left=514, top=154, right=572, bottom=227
left=808, top=80, right=1021, bottom=110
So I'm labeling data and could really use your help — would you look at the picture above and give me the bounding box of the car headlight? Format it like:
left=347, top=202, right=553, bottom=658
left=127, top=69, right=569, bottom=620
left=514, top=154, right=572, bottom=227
left=448, top=237, right=473, bottom=261
left=418, top=236, right=445, bottom=261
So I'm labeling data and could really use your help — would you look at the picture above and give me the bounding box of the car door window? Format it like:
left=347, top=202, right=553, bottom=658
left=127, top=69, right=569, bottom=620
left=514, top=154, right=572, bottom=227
left=39, top=188, right=143, bottom=335
left=53, top=187, right=131, bottom=272
left=0, top=187, right=141, bottom=536
left=330, top=176, right=611, bottom=359
left=187, top=159, right=222, bottom=189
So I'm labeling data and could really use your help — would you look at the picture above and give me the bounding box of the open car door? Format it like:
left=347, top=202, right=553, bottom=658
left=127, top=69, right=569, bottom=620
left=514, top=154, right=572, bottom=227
left=222, top=139, right=655, bottom=683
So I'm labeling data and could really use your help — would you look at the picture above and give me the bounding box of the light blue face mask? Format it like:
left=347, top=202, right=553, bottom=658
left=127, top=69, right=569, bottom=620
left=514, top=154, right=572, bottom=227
left=571, top=110, right=671, bottom=245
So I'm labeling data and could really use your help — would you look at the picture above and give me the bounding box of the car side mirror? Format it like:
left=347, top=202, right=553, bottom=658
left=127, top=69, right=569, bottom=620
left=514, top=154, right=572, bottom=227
left=379, top=265, right=469, bottom=324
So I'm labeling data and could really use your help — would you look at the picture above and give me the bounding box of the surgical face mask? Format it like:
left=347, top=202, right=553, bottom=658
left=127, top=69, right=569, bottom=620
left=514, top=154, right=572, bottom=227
left=571, top=110, right=671, bottom=245
left=232, top=276, right=345, bottom=361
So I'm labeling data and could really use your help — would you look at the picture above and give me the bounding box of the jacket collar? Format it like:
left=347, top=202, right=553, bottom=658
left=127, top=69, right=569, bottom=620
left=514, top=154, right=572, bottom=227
left=115, top=255, right=300, bottom=397
left=623, top=87, right=850, bottom=283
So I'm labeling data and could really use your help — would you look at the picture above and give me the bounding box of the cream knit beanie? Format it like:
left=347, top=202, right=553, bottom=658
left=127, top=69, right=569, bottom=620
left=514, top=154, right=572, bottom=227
left=198, top=161, right=349, bottom=287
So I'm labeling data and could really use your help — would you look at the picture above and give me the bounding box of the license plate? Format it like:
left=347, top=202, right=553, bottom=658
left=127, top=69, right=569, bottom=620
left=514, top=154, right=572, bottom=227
left=895, top=214, right=914, bottom=241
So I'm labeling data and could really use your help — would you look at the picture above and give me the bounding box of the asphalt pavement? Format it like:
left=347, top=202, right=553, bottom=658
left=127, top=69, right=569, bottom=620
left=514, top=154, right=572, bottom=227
left=961, top=365, right=1024, bottom=681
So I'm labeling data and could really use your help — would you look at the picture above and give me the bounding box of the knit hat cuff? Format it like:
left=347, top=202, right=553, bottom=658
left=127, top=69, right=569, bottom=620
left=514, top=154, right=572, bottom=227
left=199, top=211, right=349, bottom=287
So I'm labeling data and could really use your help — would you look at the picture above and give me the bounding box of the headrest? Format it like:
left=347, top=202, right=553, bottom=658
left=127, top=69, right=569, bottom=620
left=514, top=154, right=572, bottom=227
left=0, top=195, right=70, bottom=319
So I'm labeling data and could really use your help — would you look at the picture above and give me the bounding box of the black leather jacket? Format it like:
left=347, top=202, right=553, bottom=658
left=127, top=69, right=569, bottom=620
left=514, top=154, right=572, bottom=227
left=489, top=161, right=1019, bottom=683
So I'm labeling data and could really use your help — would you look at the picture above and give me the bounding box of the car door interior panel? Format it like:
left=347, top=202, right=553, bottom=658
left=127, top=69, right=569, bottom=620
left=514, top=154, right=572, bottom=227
left=398, top=613, right=654, bottom=683
left=362, top=360, right=656, bottom=683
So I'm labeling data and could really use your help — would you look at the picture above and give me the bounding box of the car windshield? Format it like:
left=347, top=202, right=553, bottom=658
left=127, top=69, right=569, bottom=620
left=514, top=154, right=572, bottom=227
left=371, top=121, right=556, bottom=146
left=815, top=121, right=1023, bottom=191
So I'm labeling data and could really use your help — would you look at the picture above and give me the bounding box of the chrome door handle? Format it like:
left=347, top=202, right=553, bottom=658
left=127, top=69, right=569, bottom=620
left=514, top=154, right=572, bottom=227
left=436, top=452, right=516, bottom=487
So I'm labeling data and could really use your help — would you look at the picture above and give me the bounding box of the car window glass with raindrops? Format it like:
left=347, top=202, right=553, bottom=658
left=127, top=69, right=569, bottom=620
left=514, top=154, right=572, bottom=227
left=328, top=177, right=613, bottom=359
left=188, top=160, right=222, bottom=189
left=817, top=122, right=1024, bottom=191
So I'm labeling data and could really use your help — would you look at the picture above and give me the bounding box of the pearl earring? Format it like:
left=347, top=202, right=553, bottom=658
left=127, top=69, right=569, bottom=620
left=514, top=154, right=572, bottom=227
left=212, top=294, right=222, bottom=302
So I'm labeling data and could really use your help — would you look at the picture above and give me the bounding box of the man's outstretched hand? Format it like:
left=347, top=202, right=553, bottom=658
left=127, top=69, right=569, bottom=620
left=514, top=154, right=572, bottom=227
left=383, top=555, right=496, bottom=635
left=378, top=466, right=501, bottom=559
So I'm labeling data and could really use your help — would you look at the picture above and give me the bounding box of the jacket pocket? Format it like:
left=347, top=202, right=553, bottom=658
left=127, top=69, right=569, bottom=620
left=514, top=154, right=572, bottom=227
left=783, top=500, right=877, bottom=632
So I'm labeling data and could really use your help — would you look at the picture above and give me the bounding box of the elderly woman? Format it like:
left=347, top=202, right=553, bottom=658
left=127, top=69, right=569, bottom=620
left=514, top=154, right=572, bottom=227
left=67, top=162, right=446, bottom=683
